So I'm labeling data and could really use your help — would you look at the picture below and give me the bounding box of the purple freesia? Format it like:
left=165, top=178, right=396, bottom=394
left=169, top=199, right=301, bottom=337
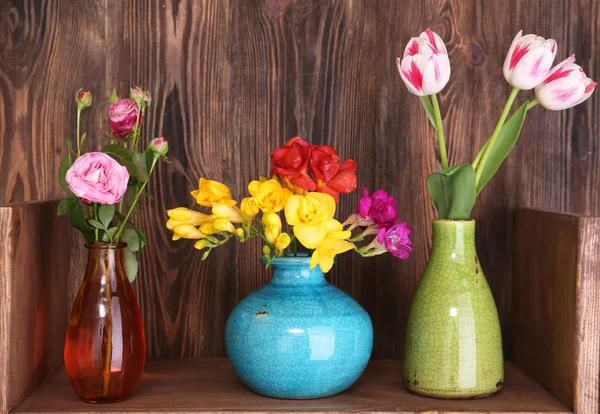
left=358, top=187, right=399, bottom=227
left=377, top=222, right=412, bottom=259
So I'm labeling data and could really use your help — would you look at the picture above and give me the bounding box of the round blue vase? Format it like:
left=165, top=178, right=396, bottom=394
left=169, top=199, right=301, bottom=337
left=225, top=256, right=373, bottom=399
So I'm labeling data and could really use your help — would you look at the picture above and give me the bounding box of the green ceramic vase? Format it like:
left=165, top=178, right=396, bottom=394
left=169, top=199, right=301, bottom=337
left=404, top=219, right=504, bottom=399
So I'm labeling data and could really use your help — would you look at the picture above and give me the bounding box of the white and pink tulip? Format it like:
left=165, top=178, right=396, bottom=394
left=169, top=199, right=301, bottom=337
left=503, top=30, right=557, bottom=90
left=535, top=55, right=596, bottom=110
left=396, top=29, right=451, bottom=96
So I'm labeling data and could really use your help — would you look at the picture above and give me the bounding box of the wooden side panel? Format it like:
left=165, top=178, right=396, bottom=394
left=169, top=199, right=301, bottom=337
left=0, top=201, right=69, bottom=413
left=512, top=208, right=600, bottom=413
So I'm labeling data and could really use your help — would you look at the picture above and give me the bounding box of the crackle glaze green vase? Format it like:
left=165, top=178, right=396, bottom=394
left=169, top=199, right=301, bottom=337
left=404, top=219, right=504, bottom=399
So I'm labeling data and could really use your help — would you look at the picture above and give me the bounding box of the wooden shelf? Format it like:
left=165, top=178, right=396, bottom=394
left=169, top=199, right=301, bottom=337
left=13, top=359, right=570, bottom=413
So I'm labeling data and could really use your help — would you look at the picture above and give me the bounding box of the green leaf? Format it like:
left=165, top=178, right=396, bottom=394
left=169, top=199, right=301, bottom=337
left=103, top=145, right=136, bottom=175
left=88, top=219, right=105, bottom=229
left=109, top=88, right=119, bottom=105
left=120, top=228, right=141, bottom=251
left=123, top=247, right=138, bottom=283
left=419, top=96, right=438, bottom=130
left=102, top=227, right=119, bottom=243
left=66, top=138, right=74, bottom=153
left=57, top=197, right=75, bottom=215
left=476, top=102, right=528, bottom=195
left=80, top=132, right=88, bottom=146
left=132, top=151, right=149, bottom=181
left=132, top=226, right=148, bottom=246
left=58, top=156, right=73, bottom=194
left=69, top=201, right=95, bottom=242
left=427, top=164, right=476, bottom=220
left=201, top=249, right=211, bottom=261
left=98, top=204, right=115, bottom=228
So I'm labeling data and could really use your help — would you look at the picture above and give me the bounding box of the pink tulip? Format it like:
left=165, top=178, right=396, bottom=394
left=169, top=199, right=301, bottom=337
left=535, top=55, right=596, bottom=111
left=503, top=30, right=557, bottom=90
left=396, top=29, right=451, bottom=96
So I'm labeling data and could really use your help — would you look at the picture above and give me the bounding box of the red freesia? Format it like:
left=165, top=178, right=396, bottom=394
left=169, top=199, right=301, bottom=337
left=309, top=145, right=357, bottom=202
left=270, top=137, right=316, bottom=192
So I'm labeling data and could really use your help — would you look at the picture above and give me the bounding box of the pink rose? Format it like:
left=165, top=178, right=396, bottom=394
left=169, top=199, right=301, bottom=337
left=108, top=98, right=142, bottom=137
left=66, top=152, right=129, bottom=204
left=377, top=222, right=412, bottom=259
left=358, top=187, right=399, bottom=228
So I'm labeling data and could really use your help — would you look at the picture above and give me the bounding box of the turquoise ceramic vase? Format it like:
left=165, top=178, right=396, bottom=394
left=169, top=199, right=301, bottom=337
left=404, top=219, right=504, bottom=399
left=225, top=255, right=373, bottom=399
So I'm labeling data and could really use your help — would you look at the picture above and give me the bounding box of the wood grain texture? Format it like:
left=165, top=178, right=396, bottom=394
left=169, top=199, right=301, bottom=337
left=2, top=0, right=599, bottom=359
left=0, top=201, right=70, bottom=413
left=512, top=209, right=600, bottom=413
left=13, top=359, right=571, bottom=414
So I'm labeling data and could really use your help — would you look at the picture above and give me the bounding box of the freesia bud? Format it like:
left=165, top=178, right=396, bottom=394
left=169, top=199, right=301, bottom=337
left=149, top=136, right=169, bottom=155
left=275, top=233, right=291, bottom=252
left=194, top=240, right=208, bottom=250
left=503, top=30, right=557, bottom=90
left=76, top=88, right=92, bottom=108
left=262, top=245, right=271, bottom=257
left=535, top=55, right=596, bottom=110
left=397, top=29, right=451, bottom=96
left=213, top=218, right=236, bottom=234
left=130, top=86, right=144, bottom=105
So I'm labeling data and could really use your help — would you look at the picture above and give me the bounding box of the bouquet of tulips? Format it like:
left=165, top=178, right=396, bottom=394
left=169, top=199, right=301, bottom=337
left=166, top=137, right=411, bottom=272
left=397, top=29, right=596, bottom=219
left=57, top=87, right=169, bottom=281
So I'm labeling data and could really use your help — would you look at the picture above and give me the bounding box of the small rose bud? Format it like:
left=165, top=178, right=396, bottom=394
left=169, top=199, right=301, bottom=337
left=130, top=86, right=144, bottom=105
left=76, top=88, right=92, bottom=108
left=148, top=136, right=169, bottom=155
left=144, top=91, right=152, bottom=106
left=108, top=88, right=120, bottom=104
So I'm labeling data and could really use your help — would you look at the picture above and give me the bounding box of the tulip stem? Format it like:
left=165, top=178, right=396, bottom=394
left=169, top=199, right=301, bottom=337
left=526, top=99, right=539, bottom=111
left=430, top=94, right=449, bottom=169
left=475, top=87, right=520, bottom=184
left=113, top=155, right=159, bottom=241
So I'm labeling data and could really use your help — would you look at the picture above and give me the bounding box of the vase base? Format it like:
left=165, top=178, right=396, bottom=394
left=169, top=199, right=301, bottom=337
left=405, top=385, right=502, bottom=400
left=78, top=394, right=131, bottom=404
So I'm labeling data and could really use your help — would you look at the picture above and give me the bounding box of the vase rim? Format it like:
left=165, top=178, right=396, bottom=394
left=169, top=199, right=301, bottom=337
left=433, top=219, right=475, bottom=224
left=261, top=253, right=312, bottom=265
left=85, top=242, right=128, bottom=250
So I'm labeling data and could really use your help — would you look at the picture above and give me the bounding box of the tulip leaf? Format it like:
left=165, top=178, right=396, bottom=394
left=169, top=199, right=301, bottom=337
left=427, top=164, right=476, bottom=220
left=103, top=145, right=137, bottom=177
left=419, top=96, right=438, bottom=130
left=132, top=151, right=149, bottom=181
left=123, top=246, right=138, bottom=283
left=476, top=102, right=528, bottom=195
left=98, top=204, right=115, bottom=228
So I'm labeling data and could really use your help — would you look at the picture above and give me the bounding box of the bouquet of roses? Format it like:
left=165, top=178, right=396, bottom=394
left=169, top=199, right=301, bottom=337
left=397, top=29, right=596, bottom=219
left=57, top=87, right=169, bottom=281
left=166, top=137, right=411, bottom=272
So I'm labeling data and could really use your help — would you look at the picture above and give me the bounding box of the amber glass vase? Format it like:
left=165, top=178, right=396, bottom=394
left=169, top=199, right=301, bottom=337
left=65, top=243, right=146, bottom=403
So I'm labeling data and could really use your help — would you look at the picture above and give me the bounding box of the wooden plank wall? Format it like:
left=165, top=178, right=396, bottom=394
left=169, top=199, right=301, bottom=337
left=0, top=0, right=598, bottom=358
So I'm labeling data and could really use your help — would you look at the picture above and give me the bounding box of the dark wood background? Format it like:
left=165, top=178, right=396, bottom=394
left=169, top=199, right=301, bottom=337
left=0, top=0, right=598, bottom=359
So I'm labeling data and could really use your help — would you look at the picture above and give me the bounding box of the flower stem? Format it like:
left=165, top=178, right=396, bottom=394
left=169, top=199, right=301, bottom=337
left=76, top=107, right=82, bottom=157
left=526, top=98, right=539, bottom=111
left=113, top=155, right=159, bottom=241
left=430, top=94, right=448, bottom=169
left=94, top=203, right=99, bottom=241
left=475, top=87, right=520, bottom=184
left=101, top=256, right=113, bottom=396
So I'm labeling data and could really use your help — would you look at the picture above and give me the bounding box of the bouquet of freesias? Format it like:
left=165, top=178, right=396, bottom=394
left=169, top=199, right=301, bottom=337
left=57, top=87, right=169, bottom=281
left=397, top=29, right=596, bottom=219
left=166, top=137, right=411, bottom=272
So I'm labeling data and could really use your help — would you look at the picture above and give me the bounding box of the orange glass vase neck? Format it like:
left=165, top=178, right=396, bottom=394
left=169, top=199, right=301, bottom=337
left=65, top=243, right=146, bottom=404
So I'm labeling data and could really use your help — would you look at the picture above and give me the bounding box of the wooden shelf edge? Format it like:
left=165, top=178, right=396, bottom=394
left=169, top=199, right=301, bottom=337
left=12, top=359, right=571, bottom=414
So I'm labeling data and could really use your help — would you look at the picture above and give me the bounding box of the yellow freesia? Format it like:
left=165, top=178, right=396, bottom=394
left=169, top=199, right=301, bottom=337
left=284, top=192, right=336, bottom=249
left=191, top=178, right=237, bottom=207
left=194, top=240, right=208, bottom=250
left=240, top=197, right=260, bottom=220
left=248, top=179, right=291, bottom=213
left=275, top=233, right=291, bottom=252
left=171, top=224, right=207, bottom=241
left=200, top=222, right=216, bottom=235
left=166, top=207, right=213, bottom=230
left=262, top=212, right=282, bottom=243
left=212, top=203, right=245, bottom=223
left=309, top=219, right=355, bottom=273
left=213, top=218, right=236, bottom=234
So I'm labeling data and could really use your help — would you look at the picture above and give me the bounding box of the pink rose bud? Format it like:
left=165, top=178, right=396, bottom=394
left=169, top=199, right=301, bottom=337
left=65, top=152, right=130, bottom=204
left=503, top=30, right=557, bottom=90
left=535, top=55, right=596, bottom=111
left=149, top=136, right=169, bottom=155
left=76, top=88, right=92, bottom=108
left=144, top=91, right=152, bottom=105
left=396, top=29, right=451, bottom=96
left=108, top=98, right=142, bottom=137
left=130, top=86, right=144, bottom=105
